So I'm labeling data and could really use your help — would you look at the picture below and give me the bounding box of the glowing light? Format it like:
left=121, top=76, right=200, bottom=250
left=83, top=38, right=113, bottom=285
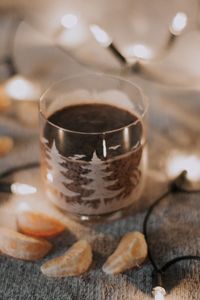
left=152, top=287, right=166, bottom=300
left=123, top=127, right=130, bottom=149
left=80, top=215, right=90, bottom=221
left=61, top=14, right=78, bottom=29
left=57, top=21, right=88, bottom=48
left=17, top=201, right=31, bottom=212
left=167, top=153, right=200, bottom=181
left=5, top=75, right=41, bottom=101
left=47, top=172, right=53, bottom=183
left=171, top=12, right=187, bottom=35
left=124, top=44, right=153, bottom=60
left=90, top=24, right=112, bottom=47
left=102, top=138, right=107, bottom=158
left=11, top=183, right=37, bottom=195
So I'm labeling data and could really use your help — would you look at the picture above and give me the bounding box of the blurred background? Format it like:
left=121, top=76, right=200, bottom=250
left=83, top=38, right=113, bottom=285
left=1, top=0, right=200, bottom=171
left=1, top=0, right=200, bottom=88
left=0, top=3, right=200, bottom=299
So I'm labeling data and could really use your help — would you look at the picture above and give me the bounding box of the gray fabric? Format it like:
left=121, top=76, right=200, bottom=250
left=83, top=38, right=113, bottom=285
left=0, top=78, right=200, bottom=300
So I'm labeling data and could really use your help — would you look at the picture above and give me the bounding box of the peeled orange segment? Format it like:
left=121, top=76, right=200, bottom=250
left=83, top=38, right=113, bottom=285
left=0, top=227, right=52, bottom=261
left=41, top=240, right=92, bottom=277
left=0, top=136, right=14, bottom=157
left=17, top=211, right=65, bottom=238
left=0, top=85, right=11, bottom=112
left=102, top=231, right=147, bottom=274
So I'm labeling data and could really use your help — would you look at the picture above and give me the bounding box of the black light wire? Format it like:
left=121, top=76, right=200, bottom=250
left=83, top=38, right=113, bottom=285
left=0, top=162, right=39, bottom=180
left=0, top=15, right=22, bottom=77
left=143, top=171, right=200, bottom=294
left=0, top=162, right=39, bottom=193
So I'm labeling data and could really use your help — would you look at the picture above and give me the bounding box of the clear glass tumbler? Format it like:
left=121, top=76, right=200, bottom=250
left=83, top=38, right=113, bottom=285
left=39, top=73, right=148, bottom=222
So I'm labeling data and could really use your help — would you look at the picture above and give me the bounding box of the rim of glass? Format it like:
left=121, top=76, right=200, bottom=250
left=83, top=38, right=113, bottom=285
left=39, top=72, right=149, bottom=135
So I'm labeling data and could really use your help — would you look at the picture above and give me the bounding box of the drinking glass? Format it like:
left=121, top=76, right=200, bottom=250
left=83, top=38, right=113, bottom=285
left=39, top=73, right=148, bottom=222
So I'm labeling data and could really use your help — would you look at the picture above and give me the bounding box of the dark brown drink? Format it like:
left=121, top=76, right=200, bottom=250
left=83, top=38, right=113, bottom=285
left=41, top=103, right=145, bottom=216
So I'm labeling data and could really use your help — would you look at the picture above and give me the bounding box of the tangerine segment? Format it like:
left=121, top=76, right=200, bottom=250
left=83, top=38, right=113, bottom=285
left=0, top=227, right=52, bottom=261
left=103, top=231, right=147, bottom=274
left=0, top=137, right=14, bottom=157
left=17, top=211, right=65, bottom=238
left=0, top=85, right=11, bottom=112
left=41, top=240, right=92, bottom=277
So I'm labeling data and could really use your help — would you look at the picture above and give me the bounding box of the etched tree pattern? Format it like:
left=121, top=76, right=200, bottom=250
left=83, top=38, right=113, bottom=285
left=81, top=151, right=124, bottom=207
left=41, top=136, right=143, bottom=212
left=43, top=138, right=79, bottom=198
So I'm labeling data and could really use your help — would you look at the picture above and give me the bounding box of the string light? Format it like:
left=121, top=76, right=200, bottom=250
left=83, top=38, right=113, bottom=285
left=61, top=14, right=78, bottom=29
left=4, top=75, right=41, bottom=101
left=0, top=163, right=39, bottom=196
left=11, top=183, right=37, bottom=195
left=124, top=44, right=153, bottom=60
left=143, top=171, right=200, bottom=299
left=55, top=14, right=88, bottom=49
left=152, top=286, right=166, bottom=300
left=90, top=24, right=112, bottom=47
left=124, top=12, right=187, bottom=67
left=170, top=12, right=188, bottom=35
left=90, top=24, right=126, bottom=64
left=0, top=182, right=37, bottom=195
left=167, top=153, right=200, bottom=182
left=51, top=10, right=189, bottom=79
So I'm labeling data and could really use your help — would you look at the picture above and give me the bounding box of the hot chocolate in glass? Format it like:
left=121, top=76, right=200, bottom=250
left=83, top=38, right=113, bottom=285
left=40, top=74, right=148, bottom=221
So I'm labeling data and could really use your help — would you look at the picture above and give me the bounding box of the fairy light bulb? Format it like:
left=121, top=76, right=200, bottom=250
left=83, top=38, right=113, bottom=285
left=167, top=153, right=200, bottom=182
left=57, top=14, right=88, bottom=48
left=152, top=286, right=166, bottom=300
left=170, top=12, right=188, bottom=35
left=90, top=24, right=126, bottom=63
left=90, top=24, right=112, bottom=47
left=124, top=44, right=153, bottom=60
left=4, top=75, right=41, bottom=101
left=11, top=183, right=37, bottom=195
left=61, top=14, right=78, bottom=29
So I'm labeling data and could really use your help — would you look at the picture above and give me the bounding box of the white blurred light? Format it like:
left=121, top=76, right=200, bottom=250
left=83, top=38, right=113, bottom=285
left=123, top=127, right=130, bottom=149
left=102, top=138, right=107, bottom=158
left=90, top=24, right=112, bottom=47
left=47, top=171, right=53, bottom=183
left=81, top=215, right=90, bottom=221
left=171, top=12, right=187, bottom=35
left=57, top=19, right=88, bottom=49
left=58, top=28, right=86, bottom=48
left=124, top=44, right=153, bottom=60
left=11, top=183, right=37, bottom=195
left=5, top=75, right=40, bottom=101
left=17, top=201, right=31, bottom=212
left=152, top=287, right=166, bottom=300
left=61, top=14, right=78, bottom=29
left=167, top=153, right=200, bottom=181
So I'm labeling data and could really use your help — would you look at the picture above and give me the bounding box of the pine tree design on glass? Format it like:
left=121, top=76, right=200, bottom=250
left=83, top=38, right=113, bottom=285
left=81, top=151, right=125, bottom=209
left=45, top=141, right=80, bottom=198
left=41, top=137, right=143, bottom=214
